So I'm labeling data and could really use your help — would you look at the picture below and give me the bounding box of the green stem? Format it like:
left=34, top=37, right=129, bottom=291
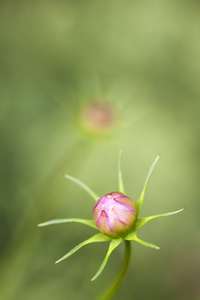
left=97, top=240, right=131, bottom=300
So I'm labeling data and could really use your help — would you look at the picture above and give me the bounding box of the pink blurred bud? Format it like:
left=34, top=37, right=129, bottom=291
left=93, top=192, right=137, bottom=238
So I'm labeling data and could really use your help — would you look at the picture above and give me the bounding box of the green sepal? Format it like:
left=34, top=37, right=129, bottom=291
left=38, top=218, right=98, bottom=230
left=135, top=155, right=160, bottom=214
left=135, top=208, right=185, bottom=231
left=118, top=149, right=125, bottom=194
left=91, top=238, right=123, bottom=282
left=55, top=233, right=111, bottom=264
left=125, top=232, right=160, bottom=250
left=64, top=173, right=99, bottom=201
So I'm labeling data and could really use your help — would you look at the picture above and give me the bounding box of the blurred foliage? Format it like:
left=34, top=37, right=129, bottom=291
left=0, top=0, right=200, bottom=299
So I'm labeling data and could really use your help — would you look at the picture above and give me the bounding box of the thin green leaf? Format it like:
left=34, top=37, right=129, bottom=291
left=125, top=232, right=160, bottom=250
left=38, top=218, right=98, bottom=229
left=64, top=174, right=99, bottom=201
left=135, top=208, right=185, bottom=230
left=91, top=239, right=123, bottom=282
left=135, top=155, right=160, bottom=214
left=118, top=149, right=125, bottom=194
left=55, top=233, right=111, bottom=264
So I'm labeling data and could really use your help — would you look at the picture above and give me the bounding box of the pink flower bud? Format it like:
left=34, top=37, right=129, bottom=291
left=93, top=192, right=137, bottom=238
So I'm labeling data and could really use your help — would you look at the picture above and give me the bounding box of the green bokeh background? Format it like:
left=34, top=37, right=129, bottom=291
left=0, top=1, right=200, bottom=299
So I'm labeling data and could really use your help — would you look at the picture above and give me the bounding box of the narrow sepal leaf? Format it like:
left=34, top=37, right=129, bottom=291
left=91, top=239, right=123, bottom=281
left=64, top=174, right=99, bottom=201
left=55, top=233, right=111, bottom=264
left=118, top=149, right=125, bottom=194
left=125, top=232, right=160, bottom=250
left=38, top=218, right=98, bottom=229
left=135, top=208, right=185, bottom=230
left=135, top=155, right=160, bottom=214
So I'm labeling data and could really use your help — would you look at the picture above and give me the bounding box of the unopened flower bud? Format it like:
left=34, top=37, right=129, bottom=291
left=93, top=192, right=137, bottom=238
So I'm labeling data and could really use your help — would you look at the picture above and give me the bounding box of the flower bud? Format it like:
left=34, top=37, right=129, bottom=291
left=93, top=192, right=137, bottom=238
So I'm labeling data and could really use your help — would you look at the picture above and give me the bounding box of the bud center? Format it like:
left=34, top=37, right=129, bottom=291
left=93, top=192, right=137, bottom=238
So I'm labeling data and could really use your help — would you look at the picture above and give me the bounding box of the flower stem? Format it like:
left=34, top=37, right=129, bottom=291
left=97, top=240, right=131, bottom=300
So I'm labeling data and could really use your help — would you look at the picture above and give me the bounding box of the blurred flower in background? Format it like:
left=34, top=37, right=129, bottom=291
left=80, top=102, right=115, bottom=135
left=0, top=0, right=200, bottom=300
